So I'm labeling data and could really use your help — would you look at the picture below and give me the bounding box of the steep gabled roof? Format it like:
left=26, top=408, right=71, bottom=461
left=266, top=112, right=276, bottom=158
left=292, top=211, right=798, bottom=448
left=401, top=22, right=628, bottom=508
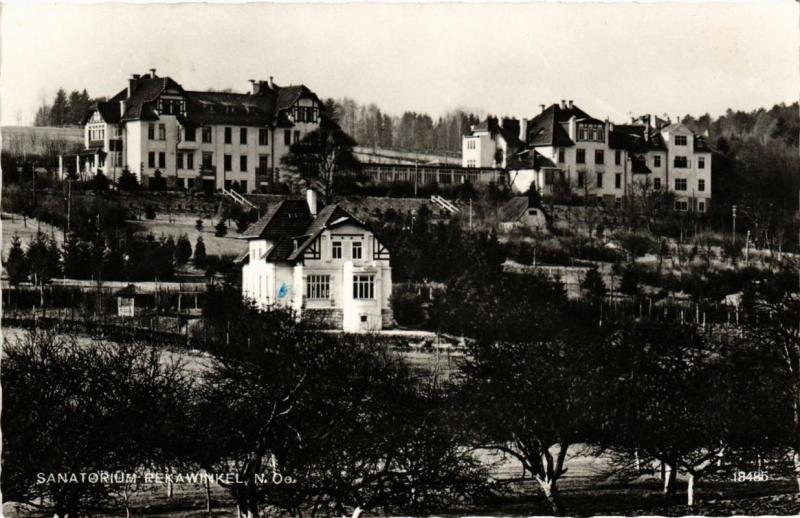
left=471, top=117, right=524, bottom=148
left=110, top=74, right=320, bottom=127
left=499, top=196, right=530, bottom=222
left=498, top=196, right=550, bottom=224
left=609, top=125, right=667, bottom=152
left=506, top=148, right=558, bottom=170
left=121, top=76, right=184, bottom=121
left=239, top=199, right=312, bottom=240
left=525, top=103, right=590, bottom=148
left=184, top=90, right=277, bottom=127
left=82, top=101, right=122, bottom=125
left=286, top=205, right=360, bottom=262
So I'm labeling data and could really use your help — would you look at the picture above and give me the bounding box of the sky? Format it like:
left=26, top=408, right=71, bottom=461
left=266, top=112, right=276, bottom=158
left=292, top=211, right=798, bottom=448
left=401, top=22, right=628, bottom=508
left=1, top=1, right=797, bottom=126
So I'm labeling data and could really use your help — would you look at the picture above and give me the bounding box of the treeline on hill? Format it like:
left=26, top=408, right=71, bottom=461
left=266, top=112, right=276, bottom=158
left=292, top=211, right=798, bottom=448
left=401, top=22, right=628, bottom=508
left=3, top=268, right=799, bottom=516
left=33, top=88, right=104, bottom=127
left=332, top=97, right=481, bottom=154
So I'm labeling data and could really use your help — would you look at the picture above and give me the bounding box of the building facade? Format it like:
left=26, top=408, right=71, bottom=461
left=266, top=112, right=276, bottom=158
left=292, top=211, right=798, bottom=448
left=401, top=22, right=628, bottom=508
left=78, top=70, right=323, bottom=192
left=240, top=190, right=393, bottom=332
left=463, top=101, right=713, bottom=213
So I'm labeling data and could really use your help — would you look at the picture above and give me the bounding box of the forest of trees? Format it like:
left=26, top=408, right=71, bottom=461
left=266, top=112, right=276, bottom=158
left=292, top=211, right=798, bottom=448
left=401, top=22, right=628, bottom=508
left=331, top=97, right=482, bottom=154
left=681, top=102, right=799, bottom=150
left=33, top=88, right=103, bottom=127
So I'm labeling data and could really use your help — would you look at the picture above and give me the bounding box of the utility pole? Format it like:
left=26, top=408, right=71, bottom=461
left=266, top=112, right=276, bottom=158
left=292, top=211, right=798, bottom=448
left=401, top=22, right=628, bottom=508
left=731, top=204, right=737, bottom=245
left=414, top=152, right=419, bottom=197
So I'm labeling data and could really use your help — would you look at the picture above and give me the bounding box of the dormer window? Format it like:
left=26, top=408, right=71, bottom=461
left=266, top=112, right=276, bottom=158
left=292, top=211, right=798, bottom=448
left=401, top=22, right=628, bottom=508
left=674, top=135, right=688, bottom=146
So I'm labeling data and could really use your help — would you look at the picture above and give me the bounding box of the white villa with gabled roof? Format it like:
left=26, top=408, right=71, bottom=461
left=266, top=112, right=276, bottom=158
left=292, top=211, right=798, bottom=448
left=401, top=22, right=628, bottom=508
left=238, top=189, right=393, bottom=332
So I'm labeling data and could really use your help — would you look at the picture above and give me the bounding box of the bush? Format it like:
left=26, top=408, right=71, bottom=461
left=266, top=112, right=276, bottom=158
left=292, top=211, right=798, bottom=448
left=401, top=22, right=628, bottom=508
left=195, top=219, right=204, bottom=231
left=144, top=204, right=156, bottom=220
left=194, top=236, right=207, bottom=267
left=581, top=267, right=607, bottom=298
left=117, top=167, right=139, bottom=192
left=175, top=233, right=192, bottom=265
left=214, top=220, right=228, bottom=237
left=390, top=286, right=426, bottom=327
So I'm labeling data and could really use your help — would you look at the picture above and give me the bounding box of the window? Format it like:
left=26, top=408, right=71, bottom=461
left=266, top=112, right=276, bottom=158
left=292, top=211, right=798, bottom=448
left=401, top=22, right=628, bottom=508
left=675, top=200, right=689, bottom=211
left=614, top=198, right=622, bottom=209
left=674, top=156, right=688, bottom=168
left=675, top=178, right=688, bottom=191
left=578, top=127, right=587, bottom=141
left=698, top=179, right=706, bottom=192
left=240, top=128, right=247, bottom=145
left=148, top=151, right=155, bottom=168
left=466, top=159, right=476, bottom=168
left=224, top=154, right=232, bottom=171
left=185, top=127, right=196, bottom=142
left=698, top=156, right=706, bottom=169
left=578, top=171, right=585, bottom=188
left=158, top=152, right=166, bottom=168
left=158, top=124, right=166, bottom=141
left=576, top=148, right=586, bottom=164
left=596, top=172, right=603, bottom=188
left=187, top=152, right=194, bottom=170
left=202, top=152, right=213, bottom=169
left=332, top=241, right=342, bottom=259
left=291, top=105, right=320, bottom=123
left=595, top=149, right=604, bottom=165
left=466, top=139, right=476, bottom=150
left=674, top=135, right=688, bottom=146
left=528, top=208, right=538, bottom=216
left=352, top=241, right=362, bottom=260
left=148, top=123, right=155, bottom=140
left=224, top=127, right=232, bottom=144
left=293, top=130, right=301, bottom=144
left=353, top=274, right=375, bottom=300
left=202, top=127, right=212, bottom=143
left=240, top=155, right=248, bottom=172
left=177, top=152, right=184, bottom=170
left=258, top=155, right=269, bottom=175
left=615, top=150, right=621, bottom=166
left=284, top=130, right=291, bottom=146
left=558, top=149, right=565, bottom=163
left=544, top=170, right=554, bottom=186
left=259, top=128, right=269, bottom=146
left=698, top=201, right=706, bottom=212
left=654, top=155, right=662, bottom=167
left=306, top=275, right=330, bottom=299
left=615, top=173, right=622, bottom=189
left=654, top=178, right=661, bottom=189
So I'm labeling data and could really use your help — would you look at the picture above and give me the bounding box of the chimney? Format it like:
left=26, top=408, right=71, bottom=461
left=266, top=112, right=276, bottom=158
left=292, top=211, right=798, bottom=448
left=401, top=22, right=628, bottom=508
left=128, top=74, right=140, bottom=98
left=149, top=68, right=157, bottom=78
left=539, top=104, right=546, bottom=113
left=119, top=100, right=126, bottom=117
left=519, top=119, right=528, bottom=142
left=268, top=76, right=274, bottom=88
left=249, top=79, right=257, bottom=95
left=560, top=100, right=566, bottom=110
left=306, top=188, right=318, bottom=217
left=568, top=100, right=574, bottom=109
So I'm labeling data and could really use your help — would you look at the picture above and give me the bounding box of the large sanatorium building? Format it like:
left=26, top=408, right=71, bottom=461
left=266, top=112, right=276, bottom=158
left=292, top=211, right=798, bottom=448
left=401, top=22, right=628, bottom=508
left=78, top=70, right=324, bottom=192
left=463, top=101, right=713, bottom=213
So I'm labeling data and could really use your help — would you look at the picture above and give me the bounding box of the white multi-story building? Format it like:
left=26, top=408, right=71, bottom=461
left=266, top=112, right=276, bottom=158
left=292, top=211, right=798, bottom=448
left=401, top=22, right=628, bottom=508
left=463, top=101, right=713, bottom=212
left=240, top=189, right=393, bottom=332
left=78, top=70, right=323, bottom=192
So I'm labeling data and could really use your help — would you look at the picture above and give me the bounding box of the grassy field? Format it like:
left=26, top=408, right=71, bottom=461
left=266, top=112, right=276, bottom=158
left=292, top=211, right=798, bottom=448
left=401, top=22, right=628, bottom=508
left=1, top=213, right=64, bottom=269
left=128, top=214, right=247, bottom=258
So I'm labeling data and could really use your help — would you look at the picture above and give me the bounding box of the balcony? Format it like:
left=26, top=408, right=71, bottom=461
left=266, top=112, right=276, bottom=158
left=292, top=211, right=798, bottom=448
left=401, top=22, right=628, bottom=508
left=178, top=139, right=199, bottom=150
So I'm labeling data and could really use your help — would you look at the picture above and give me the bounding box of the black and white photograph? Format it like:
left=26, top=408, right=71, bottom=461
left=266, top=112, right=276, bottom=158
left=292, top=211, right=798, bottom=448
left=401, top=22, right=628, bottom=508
left=1, top=1, right=799, bottom=516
